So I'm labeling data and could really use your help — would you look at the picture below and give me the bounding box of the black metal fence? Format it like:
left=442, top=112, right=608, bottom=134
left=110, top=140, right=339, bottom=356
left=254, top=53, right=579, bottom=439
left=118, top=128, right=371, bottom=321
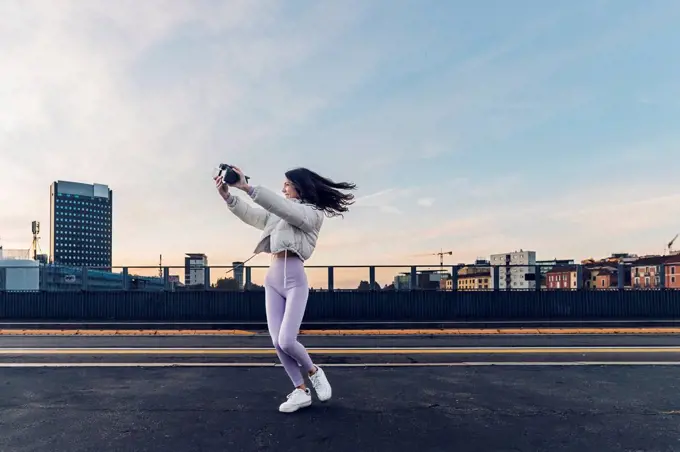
left=1, top=262, right=676, bottom=292
left=1, top=289, right=679, bottom=322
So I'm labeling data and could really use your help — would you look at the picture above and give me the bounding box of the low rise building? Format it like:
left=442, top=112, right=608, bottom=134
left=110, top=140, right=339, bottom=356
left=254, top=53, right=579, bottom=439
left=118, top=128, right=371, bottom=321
left=393, top=270, right=448, bottom=290
left=631, top=256, right=666, bottom=289
left=546, top=266, right=578, bottom=290
left=490, top=250, right=536, bottom=290
left=594, top=267, right=618, bottom=289
left=457, top=270, right=491, bottom=290
left=665, top=254, right=680, bottom=289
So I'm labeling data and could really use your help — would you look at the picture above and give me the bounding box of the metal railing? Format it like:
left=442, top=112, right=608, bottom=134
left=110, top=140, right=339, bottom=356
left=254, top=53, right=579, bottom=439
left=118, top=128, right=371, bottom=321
left=0, top=261, right=677, bottom=292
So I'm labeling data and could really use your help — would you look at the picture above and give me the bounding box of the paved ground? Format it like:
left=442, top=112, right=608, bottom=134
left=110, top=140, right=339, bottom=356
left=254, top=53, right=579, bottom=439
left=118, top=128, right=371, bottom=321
left=2, top=333, right=680, bottom=451
left=1, top=366, right=680, bottom=451
left=2, top=334, right=680, bottom=365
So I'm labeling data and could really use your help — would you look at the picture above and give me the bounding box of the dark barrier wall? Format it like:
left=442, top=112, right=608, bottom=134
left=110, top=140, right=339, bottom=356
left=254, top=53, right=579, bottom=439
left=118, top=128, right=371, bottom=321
left=1, top=290, right=680, bottom=321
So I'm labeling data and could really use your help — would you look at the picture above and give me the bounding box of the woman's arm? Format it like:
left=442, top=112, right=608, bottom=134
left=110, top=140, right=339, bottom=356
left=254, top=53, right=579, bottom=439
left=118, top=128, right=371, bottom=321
left=225, top=192, right=270, bottom=231
left=242, top=184, right=320, bottom=233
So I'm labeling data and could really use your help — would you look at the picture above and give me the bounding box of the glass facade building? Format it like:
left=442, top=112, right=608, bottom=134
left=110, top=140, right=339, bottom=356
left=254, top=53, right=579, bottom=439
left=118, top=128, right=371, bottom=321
left=50, top=181, right=113, bottom=268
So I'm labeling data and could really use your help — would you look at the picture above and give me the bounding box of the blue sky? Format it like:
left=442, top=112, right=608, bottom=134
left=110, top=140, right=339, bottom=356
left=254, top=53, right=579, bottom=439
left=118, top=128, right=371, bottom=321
left=1, top=0, right=680, bottom=281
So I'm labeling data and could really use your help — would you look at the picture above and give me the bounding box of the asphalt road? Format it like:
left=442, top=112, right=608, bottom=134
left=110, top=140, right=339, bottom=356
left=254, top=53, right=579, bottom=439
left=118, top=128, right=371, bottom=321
left=1, top=334, right=680, bottom=365
left=2, top=334, right=680, bottom=451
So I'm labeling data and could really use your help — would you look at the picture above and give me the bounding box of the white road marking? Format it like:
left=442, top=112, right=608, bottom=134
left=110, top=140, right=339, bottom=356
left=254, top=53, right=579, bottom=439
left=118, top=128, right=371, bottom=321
left=0, top=361, right=680, bottom=368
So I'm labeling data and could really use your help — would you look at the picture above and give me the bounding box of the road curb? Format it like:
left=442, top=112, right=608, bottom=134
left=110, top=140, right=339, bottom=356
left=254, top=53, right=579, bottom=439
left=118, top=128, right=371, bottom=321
left=2, top=328, right=680, bottom=336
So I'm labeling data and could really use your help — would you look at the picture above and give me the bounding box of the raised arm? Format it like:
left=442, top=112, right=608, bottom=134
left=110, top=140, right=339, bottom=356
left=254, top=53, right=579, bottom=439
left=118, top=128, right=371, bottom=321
left=249, top=185, right=321, bottom=233
left=225, top=193, right=270, bottom=230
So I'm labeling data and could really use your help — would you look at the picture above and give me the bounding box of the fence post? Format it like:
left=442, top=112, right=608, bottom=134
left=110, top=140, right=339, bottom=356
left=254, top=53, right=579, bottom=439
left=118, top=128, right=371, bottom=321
left=410, top=266, right=417, bottom=290
left=369, top=266, right=376, bottom=290
left=83, top=266, right=90, bottom=291
left=451, top=265, right=458, bottom=291
left=40, top=265, right=47, bottom=290
left=245, top=266, right=252, bottom=290
left=535, top=265, right=541, bottom=292
left=328, top=266, right=334, bottom=291
left=204, top=266, right=211, bottom=290
left=576, top=265, right=583, bottom=290
left=618, top=263, right=625, bottom=290
left=163, top=267, right=170, bottom=291
left=120, top=267, right=127, bottom=290
left=659, top=264, right=666, bottom=290
left=493, top=266, right=499, bottom=291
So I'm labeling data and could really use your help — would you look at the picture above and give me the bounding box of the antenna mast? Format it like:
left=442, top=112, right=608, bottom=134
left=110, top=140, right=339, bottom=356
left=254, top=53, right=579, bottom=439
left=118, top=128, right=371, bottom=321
left=30, top=221, right=42, bottom=260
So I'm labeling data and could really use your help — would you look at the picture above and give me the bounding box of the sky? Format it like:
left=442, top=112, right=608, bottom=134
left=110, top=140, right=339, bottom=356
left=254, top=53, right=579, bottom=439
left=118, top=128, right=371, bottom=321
left=2, top=0, right=680, bottom=287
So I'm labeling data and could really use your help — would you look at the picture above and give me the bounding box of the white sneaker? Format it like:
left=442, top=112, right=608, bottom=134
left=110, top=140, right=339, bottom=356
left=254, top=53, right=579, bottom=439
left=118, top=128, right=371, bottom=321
left=309, top=366, right=332, bottom=402
left=278, top=388, right=312, bottom=413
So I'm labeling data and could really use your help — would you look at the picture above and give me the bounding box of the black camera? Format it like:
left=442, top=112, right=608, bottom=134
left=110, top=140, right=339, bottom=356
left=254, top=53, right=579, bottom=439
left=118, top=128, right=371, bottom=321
left=214, top=164, right=250, bottom=185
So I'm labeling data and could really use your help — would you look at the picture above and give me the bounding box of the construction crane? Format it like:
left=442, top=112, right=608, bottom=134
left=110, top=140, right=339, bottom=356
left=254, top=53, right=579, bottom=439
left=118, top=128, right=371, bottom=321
left=433, top=249, right=453, bottom=267
left=411, top=249, right=453, bottom=266
left=668, top=234, right=678, bottom=255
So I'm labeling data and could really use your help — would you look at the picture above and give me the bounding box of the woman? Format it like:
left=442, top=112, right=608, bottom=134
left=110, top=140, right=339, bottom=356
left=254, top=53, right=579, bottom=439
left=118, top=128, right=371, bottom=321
left=215, top=165, right=356, bottom=413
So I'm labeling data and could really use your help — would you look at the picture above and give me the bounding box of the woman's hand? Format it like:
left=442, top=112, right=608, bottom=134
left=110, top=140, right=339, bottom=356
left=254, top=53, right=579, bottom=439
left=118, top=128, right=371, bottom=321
left=214, top=176, right=230, bottom=201
left=229, top=165, right=251, bottom=192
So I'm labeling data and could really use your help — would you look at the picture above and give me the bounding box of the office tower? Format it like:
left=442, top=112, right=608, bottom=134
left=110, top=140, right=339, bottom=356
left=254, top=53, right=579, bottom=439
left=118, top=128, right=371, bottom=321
left=50, top=181, right=112, bottom=268
left=184, top=253, right=208, bottom=286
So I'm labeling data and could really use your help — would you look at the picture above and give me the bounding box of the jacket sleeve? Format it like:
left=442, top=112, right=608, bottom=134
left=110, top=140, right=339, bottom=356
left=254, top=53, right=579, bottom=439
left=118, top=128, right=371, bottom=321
left=226, top=194, right=270, bottom=231
left=250, top=185, right=321, bottom=233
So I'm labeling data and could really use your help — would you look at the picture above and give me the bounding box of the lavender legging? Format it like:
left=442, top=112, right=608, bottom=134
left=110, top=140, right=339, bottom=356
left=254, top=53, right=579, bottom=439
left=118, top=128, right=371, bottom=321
left=264, top=256, right=315, bottom=387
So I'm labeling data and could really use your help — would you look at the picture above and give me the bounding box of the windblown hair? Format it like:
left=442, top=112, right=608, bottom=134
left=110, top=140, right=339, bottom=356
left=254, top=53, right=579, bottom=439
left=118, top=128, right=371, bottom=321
left=285, top=167, right=357, bottom=218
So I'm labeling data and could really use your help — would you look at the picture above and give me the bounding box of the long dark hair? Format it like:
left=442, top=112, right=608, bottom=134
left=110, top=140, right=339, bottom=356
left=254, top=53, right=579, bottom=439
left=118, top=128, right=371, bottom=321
left=285, top=167, right=357, bottom=218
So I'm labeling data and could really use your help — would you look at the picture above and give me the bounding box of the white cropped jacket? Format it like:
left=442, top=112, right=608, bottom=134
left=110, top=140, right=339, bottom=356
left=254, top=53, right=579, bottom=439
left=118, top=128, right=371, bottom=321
left=225, top=185, right=324, bottom=264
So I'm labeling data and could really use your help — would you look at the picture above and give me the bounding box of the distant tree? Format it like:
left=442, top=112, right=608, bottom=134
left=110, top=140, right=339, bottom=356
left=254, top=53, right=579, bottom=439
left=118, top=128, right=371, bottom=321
left=214, top=277, right=240, bottom=291
left=383, top=283, right=395, bottom=290
left=357, top=280, right=381, bottom=290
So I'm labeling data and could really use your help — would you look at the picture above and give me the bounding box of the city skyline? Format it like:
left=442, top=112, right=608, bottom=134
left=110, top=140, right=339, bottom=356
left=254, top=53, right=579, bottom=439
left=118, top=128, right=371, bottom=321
left=2, top=1, right=680, bottom=270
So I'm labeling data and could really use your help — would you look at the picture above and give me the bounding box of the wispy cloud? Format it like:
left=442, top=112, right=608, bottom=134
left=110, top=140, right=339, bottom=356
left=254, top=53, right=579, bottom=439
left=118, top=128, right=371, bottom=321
left=417, top=198, right=435, bottom=207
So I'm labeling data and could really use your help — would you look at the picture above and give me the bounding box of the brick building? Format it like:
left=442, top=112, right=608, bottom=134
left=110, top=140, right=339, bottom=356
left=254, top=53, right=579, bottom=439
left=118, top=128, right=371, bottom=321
left=664, top=254, right=680, bottom=289
left=631, top=256, right=667, bottom=289
left=546, top=266, right=577, bottom=290
left=595, top=267, right=617, bottom=289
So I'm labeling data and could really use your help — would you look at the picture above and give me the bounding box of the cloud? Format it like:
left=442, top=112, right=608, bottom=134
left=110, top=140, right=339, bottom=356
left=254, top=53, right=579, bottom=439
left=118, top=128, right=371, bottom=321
left=0, top=0, right=375, bottom=255
left=417, top=198, right=435, bottom=207
left=352, top=188, right=415, bottom=215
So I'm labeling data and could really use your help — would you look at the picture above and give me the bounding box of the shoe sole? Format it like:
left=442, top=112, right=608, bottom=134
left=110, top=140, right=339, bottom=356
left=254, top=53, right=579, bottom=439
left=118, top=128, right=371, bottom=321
left=279, top=400, right=312, bottom=413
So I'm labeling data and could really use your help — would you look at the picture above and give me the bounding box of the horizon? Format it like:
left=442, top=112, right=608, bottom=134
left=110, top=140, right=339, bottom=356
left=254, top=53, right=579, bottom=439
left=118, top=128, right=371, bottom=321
left=2, top=1, right=680, bottom=276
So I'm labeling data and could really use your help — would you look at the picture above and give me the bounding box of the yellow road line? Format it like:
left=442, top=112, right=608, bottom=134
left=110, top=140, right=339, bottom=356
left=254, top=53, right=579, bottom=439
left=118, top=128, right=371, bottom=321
left=299, top=328, right=680, bottom=335
left=1, top=347, right=680, bottom=355
left=0, top=329, right=257, bottom=336
left=2, top=327, right=680, bottom=336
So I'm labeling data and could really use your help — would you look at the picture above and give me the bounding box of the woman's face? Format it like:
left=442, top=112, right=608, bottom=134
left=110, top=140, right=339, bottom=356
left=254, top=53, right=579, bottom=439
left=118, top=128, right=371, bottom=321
left=282, top=178, right=299, bottom=199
